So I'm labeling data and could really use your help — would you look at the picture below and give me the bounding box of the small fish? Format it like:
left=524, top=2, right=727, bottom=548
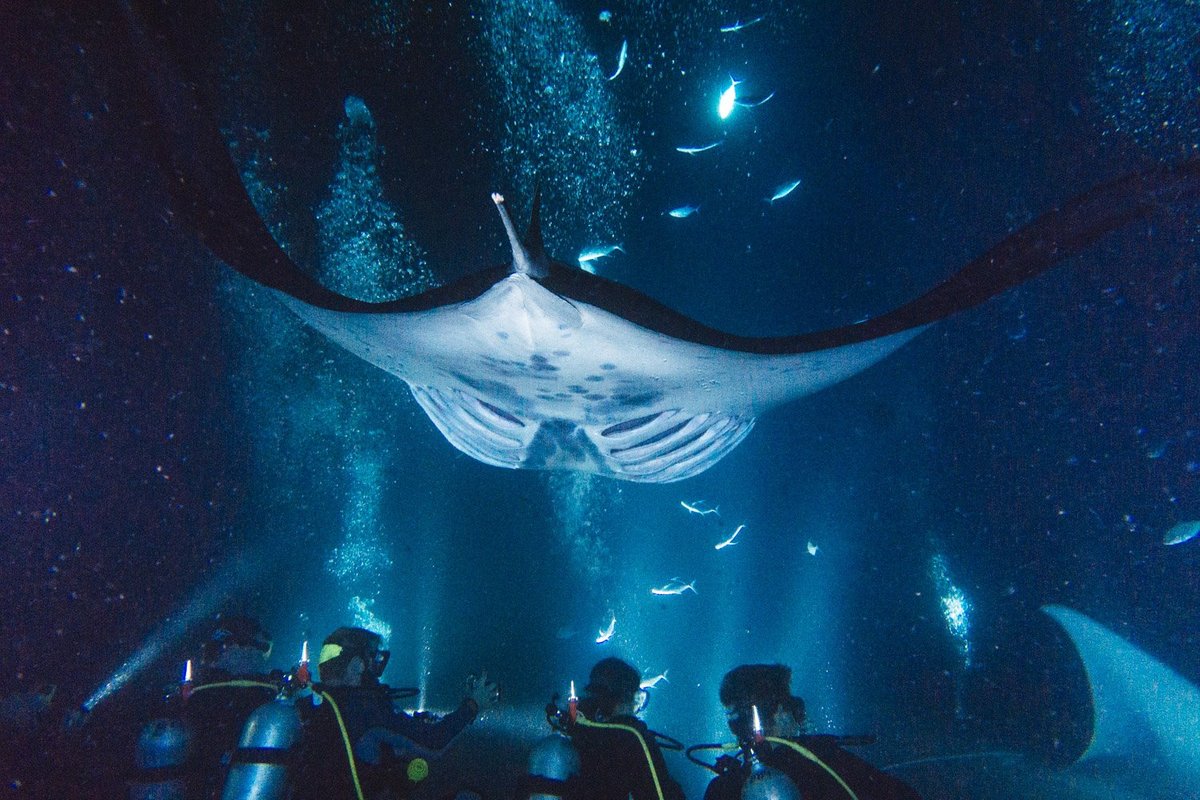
left=768, top=179, right=803, bottom=203
left=720, top=16, right=764, bottom=33
left=651, top=579, right=698, bottom=596
left=598, top=9, right=612, bottom=23
left=607, top=39, right=628, bottom=81
left=596, top=614, right=617, bottom=644
left=735, top=91, right=776, bottom=108
left=806, top=540, right=819, bottom=556
left=718, top=77, right=741, bottom=119
left=676, top=142, right=722, bottom=155
left=1164, top=520, right=1200, bottom=546
left=639, top=670, right=669, bottom=690
left=680, top=500, right=719, bottom=516
left=668, top=205, right=699, bottom=219
left=578, top=244, right=624, bottom=264
left=715, top=524, right=745, bottom=550
left=555, top=624, right=578, bottom=640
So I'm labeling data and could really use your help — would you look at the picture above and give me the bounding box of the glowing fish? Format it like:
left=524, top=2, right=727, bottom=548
left=680, top=500, right=719, bottom=516
left=676, top=142, right=722, bottom=155
left=668, top=205, right=700, bottom=218
left=720, top=16, right=764, bottom=33
left=715, top=524, right=745, bottom=550
left=651, top=579, right=697, bottom=596
left=640, top=670, right=669, bottom=690
left=718, top=77, right=741, bottom=119
left=596, top=614, right=616, bottom=644
left=607, top=39, right=628, bottom=81
left=577, top=244, right=624, bottom=264
left=806, top=540, right=818, bottom=556
left=768, top=179, right=803, bottom=203
left=1164, top=520, right=1200, bottom=546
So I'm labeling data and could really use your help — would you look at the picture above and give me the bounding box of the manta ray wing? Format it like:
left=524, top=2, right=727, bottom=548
left=122, top=4, right=1200, bottom=482
left=280, top=271, right=919, bottom=481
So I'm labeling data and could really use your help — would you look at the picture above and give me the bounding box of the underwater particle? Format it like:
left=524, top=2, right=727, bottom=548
left=1087, top=0, right=1200, bottom=152
left=806, top=540, right=818, bottom=556
left=1163, top=520, right=1200, bottom=546
left=599, top=9, right=612, bottom=23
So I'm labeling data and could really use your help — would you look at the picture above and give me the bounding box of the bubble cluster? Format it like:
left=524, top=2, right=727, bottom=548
left=316, top=97, right=436, bottom=300
left=476, top=0, right=643, bottom=252
left=349, top=595, right=393, bottom=644
left=929, top=552, right=972, bottom=667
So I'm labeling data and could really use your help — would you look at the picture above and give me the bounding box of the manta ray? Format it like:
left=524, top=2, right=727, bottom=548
left=123, top=7, right=1200, bottom=483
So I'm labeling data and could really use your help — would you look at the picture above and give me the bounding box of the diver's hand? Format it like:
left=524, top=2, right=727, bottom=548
left=465, top=671, right=500, bottom=711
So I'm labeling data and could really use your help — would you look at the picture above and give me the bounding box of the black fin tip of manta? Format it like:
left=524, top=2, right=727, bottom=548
left=523, top=178, right=548, bottom=263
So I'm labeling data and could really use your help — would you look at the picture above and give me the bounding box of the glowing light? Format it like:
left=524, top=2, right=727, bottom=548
left=300, top=640, right=309, bottom=663
left=569, top=680, right=577, bottom=701
left=183, top=659, right=193, bottom=683
left=718, top=77, right=740, bottom=119
left=81, top=555, right=256, bottom=712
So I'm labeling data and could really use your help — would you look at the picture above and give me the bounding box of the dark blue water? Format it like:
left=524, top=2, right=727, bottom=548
left=2, top=2, right=1198, bottom=797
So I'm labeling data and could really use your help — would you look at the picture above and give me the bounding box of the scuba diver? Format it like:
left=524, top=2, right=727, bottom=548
left=701, top=664, right=922, bottom=800
left=525, top=657, right=686, bottom=800
left=126, top=614, right=282, bottom=800
left=292, top=626, right=499, bottom=800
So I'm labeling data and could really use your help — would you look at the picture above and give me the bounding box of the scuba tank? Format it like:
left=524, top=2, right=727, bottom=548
left=526, top=732, right=581, bottom=799
left=741, top=704, right=801, bottom=800
left=219, top=699, right=302, bottom=800
left=128, top=716, right=192, bottom=800
left=525, top=684, right=581, bottom=799
left=741, top=762, right=802, bottom=800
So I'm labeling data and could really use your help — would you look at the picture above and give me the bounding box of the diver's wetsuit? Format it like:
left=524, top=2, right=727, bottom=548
left=703, top=735, right=922, bottom=800
left=569, top=713, right=686, bottom=800
left=293, top=684, right=478, bottom=799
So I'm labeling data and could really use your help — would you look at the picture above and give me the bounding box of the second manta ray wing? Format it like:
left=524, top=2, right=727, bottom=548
left=123, top=5, right=1200, bottom=483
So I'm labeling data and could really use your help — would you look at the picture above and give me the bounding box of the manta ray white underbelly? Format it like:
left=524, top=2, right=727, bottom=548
left=284, top=268, right=919, bottom=482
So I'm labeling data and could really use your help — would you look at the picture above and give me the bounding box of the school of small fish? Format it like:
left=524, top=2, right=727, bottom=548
left=583, top=8, right=801, bottom=257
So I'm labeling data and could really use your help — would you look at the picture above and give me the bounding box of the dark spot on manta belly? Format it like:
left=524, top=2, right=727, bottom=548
left=495, top=331, right=509, bottom=340
left=529, top=354, right=559, bottom=372
left=553, top=350, right=570, bottom=357
left=568, top=386, right=588, bottom=394
left=585, top=393, right=605, bottom=401
left=586, top=375, right=604, bottom=383
left=600, top=363, right=617, bottom=370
